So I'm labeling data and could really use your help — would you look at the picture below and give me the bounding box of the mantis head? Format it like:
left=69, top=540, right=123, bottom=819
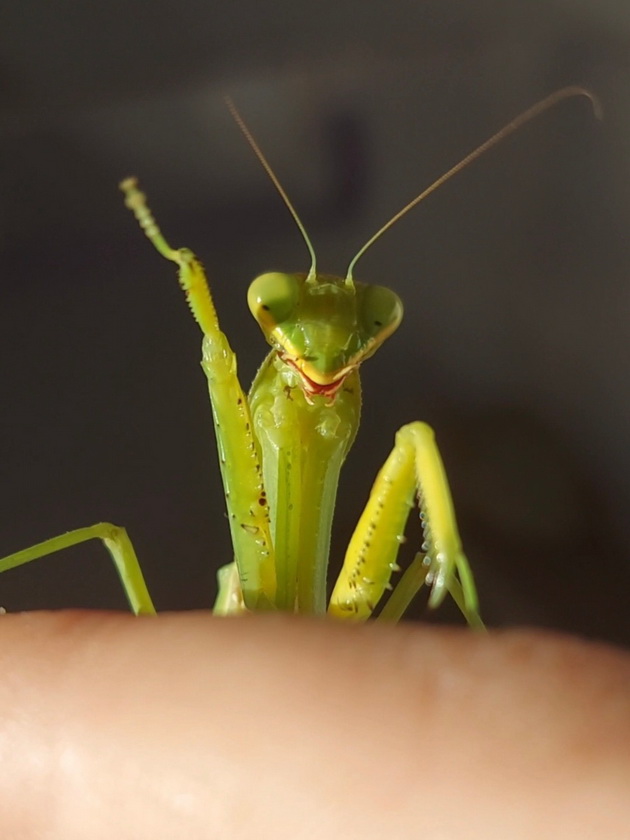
left=247, top=271, right=402, bottom=398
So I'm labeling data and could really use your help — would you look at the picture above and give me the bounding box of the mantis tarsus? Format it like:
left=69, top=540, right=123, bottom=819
left=0, top=86, right=599, bottom=624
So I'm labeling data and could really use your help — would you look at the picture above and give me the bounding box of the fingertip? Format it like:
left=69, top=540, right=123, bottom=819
left=0, top=612, right=627, bottom=839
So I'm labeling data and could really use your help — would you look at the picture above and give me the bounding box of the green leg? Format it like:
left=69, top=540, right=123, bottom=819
left=328, top=421, right=482, bottom=626
left=213, top=562, right=247, bottom=616
left=378, top=553, right=485, bottom=629
left=441, top=575, right=485, bottom=630
left=376, top=553, right=429, bottom=623
left=0, top=523, right=156, bottom=615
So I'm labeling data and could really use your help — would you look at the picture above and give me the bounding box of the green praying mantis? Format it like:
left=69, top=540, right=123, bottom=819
left=0, top=86, right=599, bottom=624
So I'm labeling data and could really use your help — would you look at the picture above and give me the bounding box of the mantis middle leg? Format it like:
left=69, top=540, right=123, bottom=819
left=0, top=523, right=156, bottom=615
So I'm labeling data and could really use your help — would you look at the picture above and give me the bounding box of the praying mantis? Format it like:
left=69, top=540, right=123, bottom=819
left=0, top=86, right=599, bottom=624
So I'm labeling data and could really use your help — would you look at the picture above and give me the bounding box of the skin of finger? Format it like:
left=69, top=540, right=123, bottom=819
left=0, top=612, right=628, bottom=840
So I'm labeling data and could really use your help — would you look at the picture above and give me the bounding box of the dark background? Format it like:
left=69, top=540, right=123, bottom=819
left=1, top=1, right=629, bottom=645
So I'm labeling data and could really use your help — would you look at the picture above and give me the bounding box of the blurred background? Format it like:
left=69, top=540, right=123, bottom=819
left=1, top=0, right=629, bottom=645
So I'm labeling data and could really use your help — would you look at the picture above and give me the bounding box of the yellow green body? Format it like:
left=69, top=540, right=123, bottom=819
left=0, top=180, right=480, bottom=625
left=104, top=180, right=481, bottom=624
left=0, top=87, right=597, bottom=622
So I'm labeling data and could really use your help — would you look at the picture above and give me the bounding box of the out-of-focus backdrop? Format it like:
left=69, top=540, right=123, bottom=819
left=1, top=1, right=629, bottom=644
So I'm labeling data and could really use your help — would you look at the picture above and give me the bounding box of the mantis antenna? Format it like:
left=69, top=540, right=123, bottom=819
left=345, top=85, right=602, bottom=282
left=225, top=96, right=318, bottom=283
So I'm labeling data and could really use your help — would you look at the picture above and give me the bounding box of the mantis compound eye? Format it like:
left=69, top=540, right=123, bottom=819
left=358, top=284, right=403, bottom=345
left=248, top=272, right=300, bottom=330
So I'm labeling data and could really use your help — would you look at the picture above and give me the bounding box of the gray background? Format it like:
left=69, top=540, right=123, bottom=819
left=1, top=1, right=629, bottom=644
